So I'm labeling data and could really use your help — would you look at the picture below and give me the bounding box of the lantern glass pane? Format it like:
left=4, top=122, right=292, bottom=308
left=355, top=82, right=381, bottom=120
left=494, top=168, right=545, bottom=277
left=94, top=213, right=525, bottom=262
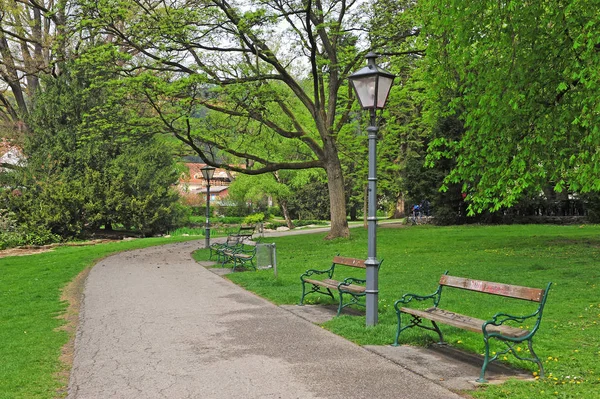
left=351, top=76, right=377, bottom=109
left=201, top=166, right=215, bottom=181
left=376, top=76, right=394, bottom=109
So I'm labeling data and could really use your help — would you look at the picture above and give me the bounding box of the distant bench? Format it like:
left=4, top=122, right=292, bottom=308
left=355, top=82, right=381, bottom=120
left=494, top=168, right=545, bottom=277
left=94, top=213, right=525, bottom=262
left=299, top=256, right=383, bottom=316
left=209, top=235, right=242, bottom=262
left=208, top=225, right=258, bottom=271
left=221, top=244, right=257, bottom=271
left=393, top=273, right=552, bottom=382
left=237, top=225, right=256, bottom=241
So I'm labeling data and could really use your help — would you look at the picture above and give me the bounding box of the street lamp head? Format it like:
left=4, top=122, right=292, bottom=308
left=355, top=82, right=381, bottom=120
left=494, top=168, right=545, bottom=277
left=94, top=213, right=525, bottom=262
left=200, top=165, right=216, bottom=181
left=348, top=52, right=395, bottom=110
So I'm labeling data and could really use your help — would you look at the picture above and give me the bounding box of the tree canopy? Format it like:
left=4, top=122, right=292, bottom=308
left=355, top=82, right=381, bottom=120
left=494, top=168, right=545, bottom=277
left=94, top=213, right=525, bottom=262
left=422, top=0, right=600, bottom=213
left=75, top=0, right=421, bottom=238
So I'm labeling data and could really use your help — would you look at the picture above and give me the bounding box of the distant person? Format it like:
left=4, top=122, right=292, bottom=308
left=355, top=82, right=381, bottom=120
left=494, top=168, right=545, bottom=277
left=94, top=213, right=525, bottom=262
left=411, top=204, right=421, bottom=224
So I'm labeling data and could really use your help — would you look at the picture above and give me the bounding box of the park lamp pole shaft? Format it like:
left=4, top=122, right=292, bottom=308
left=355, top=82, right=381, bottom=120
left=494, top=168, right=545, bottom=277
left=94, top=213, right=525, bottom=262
left=365, top=109, right=379, bottom=326
left=205, top=180, right=211, bottom=249
left=348, top=52, right=394, bottom=326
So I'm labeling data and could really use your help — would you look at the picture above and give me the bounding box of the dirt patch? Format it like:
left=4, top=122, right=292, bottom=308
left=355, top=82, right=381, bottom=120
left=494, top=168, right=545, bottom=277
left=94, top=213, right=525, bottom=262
left=54, top=266, right=92, bottom=397
left=0, top=239, right=125, bottom=259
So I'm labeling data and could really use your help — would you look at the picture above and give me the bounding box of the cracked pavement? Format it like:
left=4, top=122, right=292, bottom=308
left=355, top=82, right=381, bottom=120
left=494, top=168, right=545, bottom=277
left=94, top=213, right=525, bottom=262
left=67, top=240, right=463, bottom=399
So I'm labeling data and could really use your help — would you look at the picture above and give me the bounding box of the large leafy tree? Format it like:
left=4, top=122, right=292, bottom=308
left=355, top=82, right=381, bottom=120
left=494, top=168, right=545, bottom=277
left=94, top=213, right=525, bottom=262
left=339, top=0, right=425, bottom=220
left=76, top=0, right=420, bottom=238
left=0, top=0, right=71, bottom=141
left=422, top=0, right=600, bottom=213
left=4, top=49, right=185, bottom=238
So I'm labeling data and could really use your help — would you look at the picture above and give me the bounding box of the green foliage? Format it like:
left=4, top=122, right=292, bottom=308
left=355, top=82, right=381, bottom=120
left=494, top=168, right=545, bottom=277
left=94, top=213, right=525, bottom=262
left=215, top=216, right=245, bottom=225
left=0, top=207, right=61, bottom=249
left=243, top=213, right=265, bottom=225
left=103, top=143, right=187, bottom=235
left=421, top=0, right=600, bottom=214
left=1, top=48, right=186, bottom=244
left=286, top=177, right=331, bottom=220
left=0, top=208, right=17, bottom=232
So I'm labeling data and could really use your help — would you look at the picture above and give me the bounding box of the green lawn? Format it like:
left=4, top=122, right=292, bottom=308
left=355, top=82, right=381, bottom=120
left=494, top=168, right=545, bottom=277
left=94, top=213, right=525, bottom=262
left=203, top=224, right=600, bottom=399
left=0, top=236, right=201, bottom=399
left=3, top=225, right=599, bottom=399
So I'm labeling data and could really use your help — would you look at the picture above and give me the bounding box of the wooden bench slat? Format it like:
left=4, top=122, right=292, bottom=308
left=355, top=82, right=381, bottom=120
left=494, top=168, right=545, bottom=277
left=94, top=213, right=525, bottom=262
left=400, top=307, right=528, bottom=338
left=323, top=279, right=365, bottom=294
left=304, top=278, right=338, bottom=290
left=304, top=278, right=366, bottom=294
left=332, top=256, right=366, bottom=269
left=440, top=275, right=545, bottom=302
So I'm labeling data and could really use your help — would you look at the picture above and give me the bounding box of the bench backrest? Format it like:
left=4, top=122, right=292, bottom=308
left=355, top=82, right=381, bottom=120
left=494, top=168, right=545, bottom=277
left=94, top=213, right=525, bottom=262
left=333, top=256, right=366, bottom=269
left=439, top=275, right=545, bottom=302
left=226, top=235, right=242, bottom=245
left=237, top=225, right=255, bottom=238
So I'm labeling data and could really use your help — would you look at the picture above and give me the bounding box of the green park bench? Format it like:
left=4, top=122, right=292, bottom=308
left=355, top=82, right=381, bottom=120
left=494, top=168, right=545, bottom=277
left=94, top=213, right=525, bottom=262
left=299, top=256, right=383, bottom=316
left=221, top=243, right=257, bottom=271
left=237, top=225, right=256, bottom=242
left=209, top=235, right=242, bottom=263
left=393, top=273, right=552, bottom=383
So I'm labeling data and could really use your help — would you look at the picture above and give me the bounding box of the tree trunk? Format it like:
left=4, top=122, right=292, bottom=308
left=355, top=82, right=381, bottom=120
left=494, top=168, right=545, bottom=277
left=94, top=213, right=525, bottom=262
left=392, top=192, right=406, bottom=219
left=279, top=200, right=294, bottom=229
left=349, top=203, right=357, bottom=221
left=324, top=157, right=349, bottom=239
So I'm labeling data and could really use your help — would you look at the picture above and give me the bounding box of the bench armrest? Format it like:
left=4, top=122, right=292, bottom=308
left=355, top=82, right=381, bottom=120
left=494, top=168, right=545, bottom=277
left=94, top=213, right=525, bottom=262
left=233, top=245, right=256, bottom=255
left=341, top=277, right=365, bottom=285
left=484, top=310, right=539, bottom=329
left=300, top=265, right=335, bottom=280
left=337, top=278, right=365, bottom=291
left=393, top=287, right=442, bottom=311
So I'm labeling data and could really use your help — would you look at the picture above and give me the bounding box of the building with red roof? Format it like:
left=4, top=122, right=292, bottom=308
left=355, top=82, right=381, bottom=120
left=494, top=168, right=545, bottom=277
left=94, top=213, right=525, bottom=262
left=178, top=163, right=234, bottom=206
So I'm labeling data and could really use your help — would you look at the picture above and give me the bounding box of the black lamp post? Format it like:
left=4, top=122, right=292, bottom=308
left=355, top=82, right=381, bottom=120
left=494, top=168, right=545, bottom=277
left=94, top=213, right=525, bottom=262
left=348, top=52, right=395, bottom=326
left=200, top=165, right=216, bottom=249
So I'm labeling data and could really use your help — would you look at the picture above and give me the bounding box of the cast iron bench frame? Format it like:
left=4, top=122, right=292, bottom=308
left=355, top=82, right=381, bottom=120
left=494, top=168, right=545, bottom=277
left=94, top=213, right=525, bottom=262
left=237, top=225, right=256, bottom=242
left=299, top=256, right=383, bottom=316
left=209, top=235, right=242, bottom=262
left=393, top=272, right=552, bottom=382
left=221, top=243, right=257, bottom=271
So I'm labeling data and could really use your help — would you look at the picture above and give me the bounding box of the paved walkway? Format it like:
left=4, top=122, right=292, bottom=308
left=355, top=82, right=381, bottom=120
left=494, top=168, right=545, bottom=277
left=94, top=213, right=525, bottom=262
left=67, top=239, right=469, bottom=399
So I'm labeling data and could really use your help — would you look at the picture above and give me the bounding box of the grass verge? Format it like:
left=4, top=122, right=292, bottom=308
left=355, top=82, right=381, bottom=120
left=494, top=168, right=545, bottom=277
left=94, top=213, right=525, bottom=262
left=0, top=236, right=201, bottom=399
left=197, top=224, right=600, bottom=399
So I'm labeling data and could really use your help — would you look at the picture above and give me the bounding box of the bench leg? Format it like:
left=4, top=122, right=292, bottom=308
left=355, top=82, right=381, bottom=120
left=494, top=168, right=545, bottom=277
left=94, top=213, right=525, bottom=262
left=393, top=310, right=403, bottom=346
left=336, top=292, right=354, bottom=316
left=393, top=311, right=421, bottom=346
left=477, top=336, right=491, bottom=383
left=336, top=292, right=363, bottom=316
left=393, top=312, right=445, bottom=347
left=298, top=280, right=307, bottom=305
left=336, top=293, right=344, bottom=316
left=431, top=321, right=444, bottom=345
left=298, top=282, right=334, bottom=306
left=528, top=339, right=544, bottom=379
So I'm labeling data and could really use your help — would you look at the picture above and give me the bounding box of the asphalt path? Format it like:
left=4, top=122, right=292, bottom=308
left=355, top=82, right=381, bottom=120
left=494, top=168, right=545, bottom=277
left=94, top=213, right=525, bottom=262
left=67, top=238, right=463, bottom=399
